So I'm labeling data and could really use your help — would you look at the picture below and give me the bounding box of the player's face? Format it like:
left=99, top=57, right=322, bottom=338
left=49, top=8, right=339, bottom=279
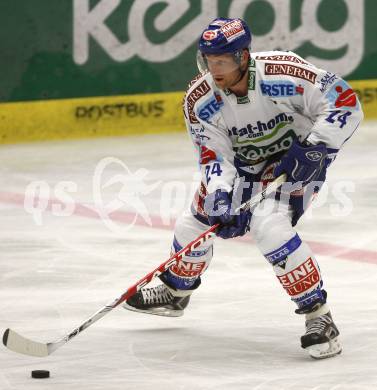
left=205, top=54, right=240, bottom=89
left=205, top=53, right=247, bottom=89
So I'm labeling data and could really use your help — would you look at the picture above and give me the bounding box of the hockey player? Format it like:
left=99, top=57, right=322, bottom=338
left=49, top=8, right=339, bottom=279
left=124, top=18, right=363, bottom=359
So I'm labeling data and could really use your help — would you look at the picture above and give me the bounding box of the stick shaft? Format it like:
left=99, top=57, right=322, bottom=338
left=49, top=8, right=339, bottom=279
left=52, top=223, right=219, bottom=350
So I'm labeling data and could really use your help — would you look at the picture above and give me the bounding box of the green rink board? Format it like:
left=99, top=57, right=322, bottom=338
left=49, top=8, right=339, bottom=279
left=1, top=0, right=376, bottom=103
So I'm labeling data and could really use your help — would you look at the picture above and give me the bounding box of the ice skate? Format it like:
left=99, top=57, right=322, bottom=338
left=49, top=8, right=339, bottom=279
left=123, top=283, right=191, bottom=317
left=301, top=311, right=342, bottom=359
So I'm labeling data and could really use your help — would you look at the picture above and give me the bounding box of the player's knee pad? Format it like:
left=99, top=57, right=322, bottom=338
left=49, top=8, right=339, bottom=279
left=250, top=209, right=294, bottom=254
left=163, top=236, right=213, bottom=290
left=265, top=234, right=326, bottom=310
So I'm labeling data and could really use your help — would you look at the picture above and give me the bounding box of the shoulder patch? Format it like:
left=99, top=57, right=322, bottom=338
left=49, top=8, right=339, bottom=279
left=186, top=80, right=211, bottom=123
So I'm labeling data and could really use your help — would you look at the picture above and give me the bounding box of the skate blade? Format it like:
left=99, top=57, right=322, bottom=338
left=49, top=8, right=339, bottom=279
left=306, top=337, right=342, bottom=359
left=122, top=302, right=184, bottom=317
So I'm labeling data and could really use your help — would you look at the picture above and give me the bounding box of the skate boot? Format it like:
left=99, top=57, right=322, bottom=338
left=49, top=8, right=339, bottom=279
left=301, top=306, right=342, bottom=359
left=123, top=283, right=191, bottom=317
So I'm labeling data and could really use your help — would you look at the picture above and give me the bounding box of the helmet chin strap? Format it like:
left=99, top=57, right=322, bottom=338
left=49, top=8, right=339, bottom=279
left=229, top=63, right=248, bottom=88
left=229, top=50, right=249, bottom=88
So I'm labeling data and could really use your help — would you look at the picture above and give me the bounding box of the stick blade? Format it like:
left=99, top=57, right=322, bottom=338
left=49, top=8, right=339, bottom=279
left=3, top=328, right=49, bottom=357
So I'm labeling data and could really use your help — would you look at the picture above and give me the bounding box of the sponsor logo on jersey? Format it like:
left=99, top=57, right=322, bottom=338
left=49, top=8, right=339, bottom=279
left=198, top=92, right=223, bottom=121
left=265, top=63, right=317, bottom=84
left=199, top=145, right=221, bottom=164
left=186, top=80, right=211, bottom=123
left=221, top=19, right=245, bottom=42
left=325, top=80, right=359, bottom=110
left=277, top=257, right=321, bottom=296
left=318, top=72, right=337, bottom=93
left=228, top=113, right=293, bottom=142
left=248, top=69, right=256, bottom=91
left=190, top=125, right=210, bottom=144
left=236, top=129, right=297, bottom=163
left=334, top=86, right=357, bottom=108
left=236, top=95, right=250, bottom=104
left=256, top=54, right=308, bottom=65
left=260, top=80, right=304, bottom=97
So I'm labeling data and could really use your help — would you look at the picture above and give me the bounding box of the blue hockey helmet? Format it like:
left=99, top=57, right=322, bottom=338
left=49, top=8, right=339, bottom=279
left=198, top=18, right=252, bottom=55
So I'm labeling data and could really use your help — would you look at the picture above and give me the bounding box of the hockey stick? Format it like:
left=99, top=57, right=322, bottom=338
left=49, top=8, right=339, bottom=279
left=3, top=174, right=286, bottom=357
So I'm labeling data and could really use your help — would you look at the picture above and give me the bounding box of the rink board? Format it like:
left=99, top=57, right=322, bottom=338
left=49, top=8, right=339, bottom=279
left=349, top=79, right=377, bottom=120
left=0, top=79, right=376, bottom=144
left=0, top=91, right=186, bottom=144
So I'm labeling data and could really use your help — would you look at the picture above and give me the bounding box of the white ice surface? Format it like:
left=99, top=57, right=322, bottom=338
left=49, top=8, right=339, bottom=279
left=0, top=122, right=376, bottom=390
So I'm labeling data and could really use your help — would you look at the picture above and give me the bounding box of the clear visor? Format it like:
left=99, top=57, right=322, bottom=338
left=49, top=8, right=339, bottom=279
left=196, top=50, right=242, bottom=76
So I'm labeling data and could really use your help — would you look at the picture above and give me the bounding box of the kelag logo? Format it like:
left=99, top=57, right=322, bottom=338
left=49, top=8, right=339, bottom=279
left=73, top=0, right=365, bottom=78
left=229, top=113, right=295, bottom=162
left=236, top=129, right=297, bottom=163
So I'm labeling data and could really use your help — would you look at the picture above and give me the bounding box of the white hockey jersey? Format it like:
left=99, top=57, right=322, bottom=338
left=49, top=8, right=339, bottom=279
left=183, top=50, right=363, bottom=194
